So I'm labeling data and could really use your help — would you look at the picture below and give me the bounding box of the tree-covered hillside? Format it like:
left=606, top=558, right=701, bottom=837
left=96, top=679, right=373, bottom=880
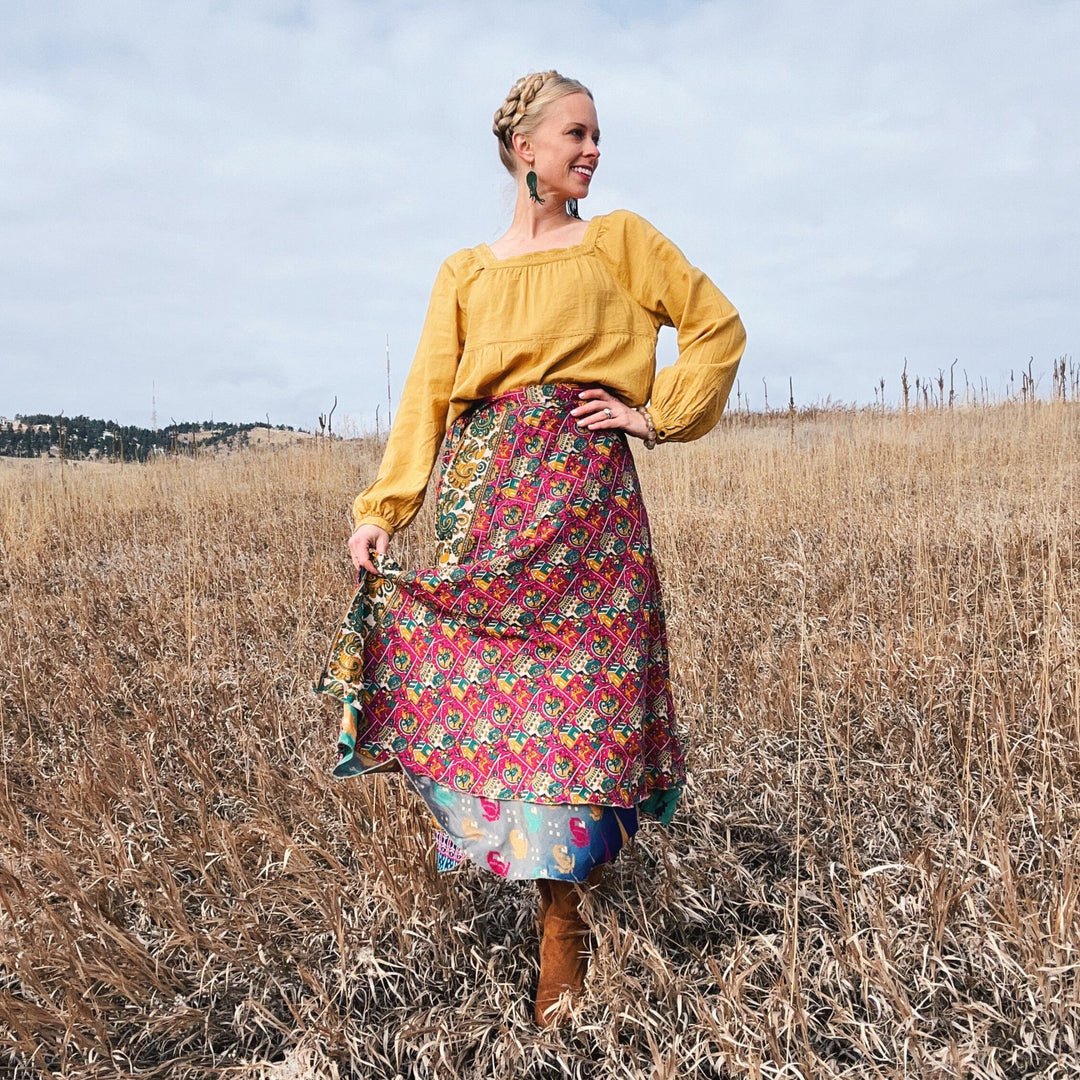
left=0, top=414, right=299, bottom=462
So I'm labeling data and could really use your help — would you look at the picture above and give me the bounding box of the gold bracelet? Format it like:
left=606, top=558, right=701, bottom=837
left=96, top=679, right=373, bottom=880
left=635, top=405, right=657, bottom=450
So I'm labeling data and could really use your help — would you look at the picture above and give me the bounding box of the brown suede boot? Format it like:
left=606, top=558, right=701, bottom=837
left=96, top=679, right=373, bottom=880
left=536, top=878, right=553, bottom=937
left=534, top=879, right=591, bottom=1027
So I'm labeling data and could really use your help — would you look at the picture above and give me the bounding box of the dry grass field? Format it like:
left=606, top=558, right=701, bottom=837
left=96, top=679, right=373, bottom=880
left=2, top=401, right=1079, bottom=1079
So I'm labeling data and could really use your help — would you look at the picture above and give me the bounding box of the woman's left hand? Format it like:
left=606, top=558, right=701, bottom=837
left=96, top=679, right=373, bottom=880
left=569, top=387, right=649, bottom=441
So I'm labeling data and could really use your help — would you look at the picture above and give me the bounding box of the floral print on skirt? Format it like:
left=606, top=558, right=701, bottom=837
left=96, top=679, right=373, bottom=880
left=317, top=382, right=684, bottom=881
left=405, top=770, right=640, bottom=879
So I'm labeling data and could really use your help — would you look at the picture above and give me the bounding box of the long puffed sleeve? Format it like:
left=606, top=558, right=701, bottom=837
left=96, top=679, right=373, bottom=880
left=596, top=211, right=745, bottom=442
left=352, top=255, right=466, bottom=536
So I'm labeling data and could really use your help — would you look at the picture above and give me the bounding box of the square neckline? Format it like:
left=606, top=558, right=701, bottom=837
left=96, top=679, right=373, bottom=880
left=477, top=215, right=603, bottom=266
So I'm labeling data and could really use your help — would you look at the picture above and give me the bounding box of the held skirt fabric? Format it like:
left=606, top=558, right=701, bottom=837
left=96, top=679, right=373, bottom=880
left=317, top=382, right=684, bottom=881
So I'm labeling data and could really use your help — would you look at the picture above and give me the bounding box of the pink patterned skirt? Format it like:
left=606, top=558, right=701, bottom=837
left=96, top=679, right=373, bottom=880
left=317, top=383, right=684, bottom=880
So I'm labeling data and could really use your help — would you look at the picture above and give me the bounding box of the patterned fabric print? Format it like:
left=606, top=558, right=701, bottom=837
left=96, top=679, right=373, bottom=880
left=317, top=382, right=684, bottom=807
left=434, top=827, right=467, bottom=873
left=405, top=771, right=639, bottom=881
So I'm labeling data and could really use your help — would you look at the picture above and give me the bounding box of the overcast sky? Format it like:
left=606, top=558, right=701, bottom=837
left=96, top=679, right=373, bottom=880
left=2, top=0, right=1077, bottom=430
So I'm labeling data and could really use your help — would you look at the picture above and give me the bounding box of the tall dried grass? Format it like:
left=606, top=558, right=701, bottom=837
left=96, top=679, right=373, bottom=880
left=1, top=402, right=1078, bottom=1079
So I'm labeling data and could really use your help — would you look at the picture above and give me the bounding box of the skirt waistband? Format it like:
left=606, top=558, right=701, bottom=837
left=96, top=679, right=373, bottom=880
left=473, top=382, right=598, bottom=412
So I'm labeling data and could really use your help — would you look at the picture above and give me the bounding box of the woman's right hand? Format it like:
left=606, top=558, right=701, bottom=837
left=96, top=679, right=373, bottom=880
left=348, top=524, right=390, bottom=575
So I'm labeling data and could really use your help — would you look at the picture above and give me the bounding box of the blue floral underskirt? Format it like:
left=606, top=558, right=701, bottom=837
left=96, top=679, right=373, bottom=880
left=404, top=769, right=642, bottom=880
left=339, top=745, right=679, bottom=881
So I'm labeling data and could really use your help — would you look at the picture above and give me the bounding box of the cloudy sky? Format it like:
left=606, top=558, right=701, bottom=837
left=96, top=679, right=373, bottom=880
left=2, top=0, right=1077, bottom=430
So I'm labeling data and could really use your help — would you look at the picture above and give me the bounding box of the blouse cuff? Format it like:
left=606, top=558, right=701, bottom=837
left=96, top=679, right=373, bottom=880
left=352, top=510, right=396, bottom=538
left=645, top=403, right=672, bottom=443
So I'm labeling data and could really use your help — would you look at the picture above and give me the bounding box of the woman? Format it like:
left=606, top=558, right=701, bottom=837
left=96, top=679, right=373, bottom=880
left=318, top=70, right=745, bottom=1025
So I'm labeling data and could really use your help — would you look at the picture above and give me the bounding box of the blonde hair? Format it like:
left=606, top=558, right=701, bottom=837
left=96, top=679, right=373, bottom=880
left=492, top=70, right=593, bottom=175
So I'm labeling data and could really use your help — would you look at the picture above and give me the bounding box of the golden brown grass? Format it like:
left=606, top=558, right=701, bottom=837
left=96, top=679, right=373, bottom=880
left=1, top=402, right=1078, bottom=1079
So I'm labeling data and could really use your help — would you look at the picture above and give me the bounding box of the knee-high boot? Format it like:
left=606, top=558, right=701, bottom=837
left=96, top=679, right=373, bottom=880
left=536, top=878, right=554, bottom=936
left=534, top=873, right=598, bottom=1026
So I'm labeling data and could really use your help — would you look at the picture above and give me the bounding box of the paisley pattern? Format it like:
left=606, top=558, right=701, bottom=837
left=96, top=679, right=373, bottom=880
left=404, top=770, right=640, bottom=880
left=317, top=382, right=684, bottom=807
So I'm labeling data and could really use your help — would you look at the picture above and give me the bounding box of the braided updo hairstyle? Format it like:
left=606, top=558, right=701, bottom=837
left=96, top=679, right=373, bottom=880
left=492, top=70, right=593, bottom=175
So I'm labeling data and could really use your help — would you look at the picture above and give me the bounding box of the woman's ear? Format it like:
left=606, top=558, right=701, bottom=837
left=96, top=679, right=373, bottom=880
left=511, top=131, right=533, bottom=169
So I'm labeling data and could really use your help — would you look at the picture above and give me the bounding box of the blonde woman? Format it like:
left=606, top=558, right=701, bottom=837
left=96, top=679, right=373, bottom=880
left=318, top=70, right=745, bottom=1025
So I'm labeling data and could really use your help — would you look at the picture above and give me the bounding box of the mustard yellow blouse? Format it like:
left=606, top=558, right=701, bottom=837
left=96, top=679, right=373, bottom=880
left=353, top=209, right=746, bottom=536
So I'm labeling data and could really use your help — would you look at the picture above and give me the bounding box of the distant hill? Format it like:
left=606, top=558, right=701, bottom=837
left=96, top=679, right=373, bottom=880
left=0, top=414, right=307, bottom=463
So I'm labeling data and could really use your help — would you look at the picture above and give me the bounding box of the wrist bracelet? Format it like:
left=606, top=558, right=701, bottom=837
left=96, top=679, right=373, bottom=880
left=635, top=405, right=658, bottom=450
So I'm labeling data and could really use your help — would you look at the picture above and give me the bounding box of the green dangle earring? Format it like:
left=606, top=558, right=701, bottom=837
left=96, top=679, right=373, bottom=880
left=566, top=199, right=580, bottom=219
left=526, top=170, right=545, bottom=204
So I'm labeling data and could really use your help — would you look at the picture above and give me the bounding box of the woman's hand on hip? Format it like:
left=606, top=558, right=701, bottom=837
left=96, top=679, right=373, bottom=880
left=348, top=524, right=390, bottom=575
left=569, top=387, right=649, bottom=441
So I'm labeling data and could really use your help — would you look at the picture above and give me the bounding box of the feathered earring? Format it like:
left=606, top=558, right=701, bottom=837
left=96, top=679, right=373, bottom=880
left=566, top=199, right=580, bottom=219
left=526, top=170, right=544, bottom=204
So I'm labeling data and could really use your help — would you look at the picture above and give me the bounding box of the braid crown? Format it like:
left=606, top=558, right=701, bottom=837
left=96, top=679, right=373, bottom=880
left=491, top=70, right=593, bottom=175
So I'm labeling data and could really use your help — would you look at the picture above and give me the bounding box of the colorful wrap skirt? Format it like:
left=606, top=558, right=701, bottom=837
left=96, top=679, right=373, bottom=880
left=317, top=383, right=684, bottom=881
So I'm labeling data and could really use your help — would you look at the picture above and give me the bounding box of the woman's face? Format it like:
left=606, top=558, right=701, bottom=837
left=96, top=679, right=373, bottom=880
left=522, top=92, right=600, bottom=203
